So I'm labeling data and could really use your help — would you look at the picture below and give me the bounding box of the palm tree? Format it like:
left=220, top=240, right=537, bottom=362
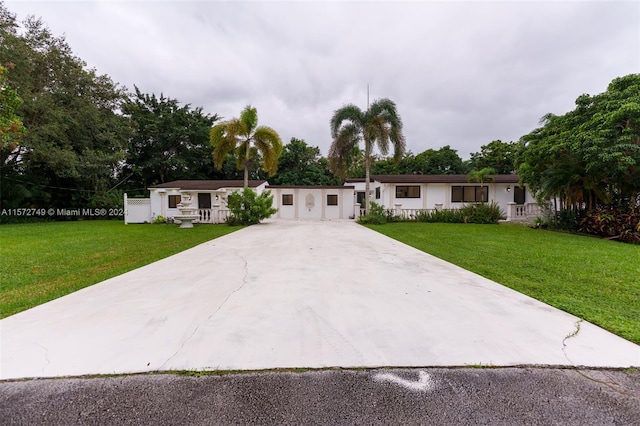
left=329, top=98, right=405, bottom=214
left=210, top=105, right=283, bottom=188
left=468, top=167, right=496, bottom=203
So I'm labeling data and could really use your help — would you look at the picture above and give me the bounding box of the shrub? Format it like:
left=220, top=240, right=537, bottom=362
left=578, top=207, right=640, bottom=244
left=460, top=202, right=505, bottom=224
left=362, top=202, right=505, bottom=225
left=226, top=188, right=277, bottom=225
left=552, top=209, right=580, bottom=231
left=357, top=202, right=400, bottom=225
left=415, top=209, right=465, bottom=223
left=153, top=215, right=167, bottom=224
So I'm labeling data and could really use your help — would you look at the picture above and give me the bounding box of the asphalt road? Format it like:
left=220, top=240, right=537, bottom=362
left=2, top=368, right=639, bottom=425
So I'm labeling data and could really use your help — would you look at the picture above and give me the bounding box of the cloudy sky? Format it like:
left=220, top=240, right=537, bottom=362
left=5, top=0, right=639, bottom=159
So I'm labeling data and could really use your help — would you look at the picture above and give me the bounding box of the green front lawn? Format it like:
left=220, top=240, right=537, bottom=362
left=0, top=221, right=241, bottom=318
left=368, top=222, right=640, bottom=345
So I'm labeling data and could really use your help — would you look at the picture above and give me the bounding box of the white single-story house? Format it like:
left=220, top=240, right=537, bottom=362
left=124, top=180, right=357, bottom=223
left=345, top=174, right=541, bottom=221
left=123, top=174, right=541, bottom=224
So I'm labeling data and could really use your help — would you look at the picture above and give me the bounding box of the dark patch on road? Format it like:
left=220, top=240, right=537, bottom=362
left=1, top=368, right=639, bottom=425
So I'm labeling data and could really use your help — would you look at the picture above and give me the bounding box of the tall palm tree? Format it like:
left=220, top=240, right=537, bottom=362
left=329, top=98, right=405, bottom=214
left=210, top=105, right=283, bottom=188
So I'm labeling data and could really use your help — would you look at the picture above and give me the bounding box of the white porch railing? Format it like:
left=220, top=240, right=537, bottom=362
left=393, top=208, right=433, bottom=220
left=197, top=208, right=230, bottom=224
left=506, top=202, right=541, bottom=222
left=357, top=202, right=542, bottom=222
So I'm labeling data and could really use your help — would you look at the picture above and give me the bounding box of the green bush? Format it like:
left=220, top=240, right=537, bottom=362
left=460, top=202, right=505, bottom=224
left=414, top=202, right=504, bottom=224
left=153, top=215, right=167, bottom=224
left=226, top=188, right=277, bottom=225
left=552, top=208, right=580, bottom=231
left=357, top=202, right=400, bottom=225
left=415, top=209, right=465, bottom=223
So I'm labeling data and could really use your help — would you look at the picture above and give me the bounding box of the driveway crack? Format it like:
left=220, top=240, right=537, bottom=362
left=561, top=319, right=583, bottom=364
left=159, top=250, right=250, bottom=369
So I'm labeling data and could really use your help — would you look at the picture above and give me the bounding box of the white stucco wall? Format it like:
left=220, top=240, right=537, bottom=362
left=269, top=187, right=355, bottom=220
left=273, top=189, right=297, bottom=220
left=149, top=188, right=182, bottom=220
left=425, top=184, right=446, bottom=209
left=492, top=184, right=513, bottom=209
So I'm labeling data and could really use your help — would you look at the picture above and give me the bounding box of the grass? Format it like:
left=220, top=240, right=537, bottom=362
left=0, top=220, right=241, bottom=318
left=367, top=222, right=640, bottom=345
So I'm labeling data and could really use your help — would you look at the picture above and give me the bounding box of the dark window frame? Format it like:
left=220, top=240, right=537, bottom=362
left=282, top=194, right=293, bottom=206
left=168, top=195, right=181, bottom=208
left=327, top=194, right=338, bottom=206
left=451, top=186, right=488, bottom=203
left=396, top=185, right=421, bottom=199
left=375, top=187, right=380, bottom=199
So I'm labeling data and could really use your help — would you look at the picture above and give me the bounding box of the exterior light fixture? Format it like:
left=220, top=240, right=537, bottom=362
left=506, top=186, right=511, bottom=193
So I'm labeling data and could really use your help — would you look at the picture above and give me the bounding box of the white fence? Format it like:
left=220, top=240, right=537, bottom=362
left=124, top=195, right=151, bottom=224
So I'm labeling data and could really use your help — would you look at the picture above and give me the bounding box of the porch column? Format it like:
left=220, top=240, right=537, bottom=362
left=159, top=192, right=167, bottom=218
left=212, top=194, right=221, bottom=224
left=507, top=202, right=516, bottom=221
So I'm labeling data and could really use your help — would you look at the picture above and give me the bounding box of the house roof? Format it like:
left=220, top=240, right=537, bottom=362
left=267, top=185, right=355, bottom=189
left=148, top=180, right=267, bottom=190
left=344, top=178, right=373, bottom=183
left=348, top=174, right=521, bottom=184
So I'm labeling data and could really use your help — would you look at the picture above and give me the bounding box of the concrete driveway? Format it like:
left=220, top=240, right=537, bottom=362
left=1, top=220, right=638, bottom=379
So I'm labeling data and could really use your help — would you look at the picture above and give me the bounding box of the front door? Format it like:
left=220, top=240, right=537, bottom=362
left=356, top=191, right=365, bottom=206
left=514, top=186, right=526, bottom=205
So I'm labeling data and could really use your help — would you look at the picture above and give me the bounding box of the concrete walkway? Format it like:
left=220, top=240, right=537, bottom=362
left=1, top=220, right=638, bottom=379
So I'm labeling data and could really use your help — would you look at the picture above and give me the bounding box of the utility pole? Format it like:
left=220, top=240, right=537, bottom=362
left=367, top=83, right=370, bottom=110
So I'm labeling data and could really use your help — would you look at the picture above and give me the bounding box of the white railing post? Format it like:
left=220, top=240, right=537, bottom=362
left=212, top=201, right=220, bottom=224
left=507, top=202, right=516, bottom=221
left=354, top=203, right=361, bottom=220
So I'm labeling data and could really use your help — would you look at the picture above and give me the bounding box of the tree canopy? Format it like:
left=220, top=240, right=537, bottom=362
left=516, top=74, right=640, bottom=214
left=120, top=87, right=219, bottom=193
left=269, top=138, right=340, bottom=186
left=1, top=6, right=132, bottom=212
left=369, top=145, right=468, bottom=176
left=469, top=140, right=517, bottom=174
left=0, top=63, right=26, bottom=165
